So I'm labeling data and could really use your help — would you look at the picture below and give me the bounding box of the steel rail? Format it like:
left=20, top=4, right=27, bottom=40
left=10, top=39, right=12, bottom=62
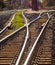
left=0, top=14, right=16, bottom=35
left=0, top=9, right=18, bottom=35
left=15, top=10, right=29, bottom=65
left=23, top=14, right=53, bottom=65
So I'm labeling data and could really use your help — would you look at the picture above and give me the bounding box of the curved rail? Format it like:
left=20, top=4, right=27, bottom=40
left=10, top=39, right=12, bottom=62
left=23, top=13, right=54, bottom=65
left=15, top=10, right=29, bottom=65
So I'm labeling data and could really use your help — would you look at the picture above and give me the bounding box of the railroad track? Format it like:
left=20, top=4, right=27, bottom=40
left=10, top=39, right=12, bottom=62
left=0, top=10, right=17, bottom=35
left=0, top=10, right=47, bottom=65
left=0, top=10, right=42, bottom=65
left=15, top=11, right=48, bottom=65
left=28, top=16, right=53, bottom=65
left=0, top=14, right=15, bottom=39
left=23, top=12, right=55, bottom=65
left=0, top=10, right=55, bottom=65
left=0, top=27, right=26, bottom=65
left=0, top=10, right=18, bottom=38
